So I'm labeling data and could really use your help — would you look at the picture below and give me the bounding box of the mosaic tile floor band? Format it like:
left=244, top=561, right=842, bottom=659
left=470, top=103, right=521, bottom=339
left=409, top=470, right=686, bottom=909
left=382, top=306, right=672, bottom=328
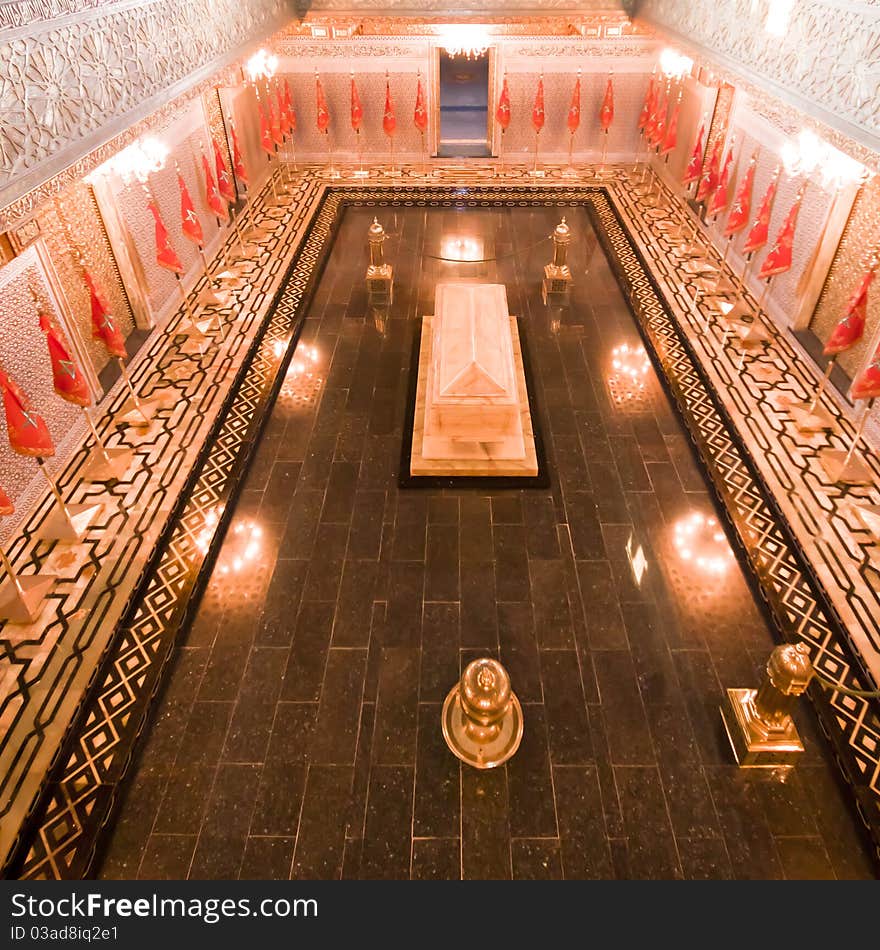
left=4, top=172, right=879, bottom=878
left=0, top=178, right=329, bottom=876
left=585, top=193, right=880, bottom=851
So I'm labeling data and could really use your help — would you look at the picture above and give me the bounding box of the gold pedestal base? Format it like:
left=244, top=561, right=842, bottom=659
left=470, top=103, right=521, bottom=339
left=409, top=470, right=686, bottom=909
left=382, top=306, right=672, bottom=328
left=852, top=502, right=880, bottom=539
left=83, top=447, right=135, bottom=482
left=561, top=166, right=578, bottom=178
left=37, top=501, right=102, bottom=543
left=118, top=396, right=166, bottom=428
left=720, top=688, right=804, bottom=767
left=731, top=322, right=770, bottom=345
left=0, top=572, right=57, bottom=624
left=713, top=300, right=750, bottom=321
left=789, top=402, right=835, bottom=432
left=529, top=169, right=546, bottom=178
left=177, top=317, right=214, bottom=338
left=179, top=336, right=210, bottom=356
left=676, top=242, right=707, bottom=259
left=366, top=264, right=393, bottom=307
left=350, top=169, right=370, bottom=179
left=442, top=684, right=523, bottom=769
left=243, top=226, right=271, bottom=241
left=542, top=264, right=572, bottom=307
left=195, top=288, right=231, bottom=308
left=818, top=448, right=873, bottom=485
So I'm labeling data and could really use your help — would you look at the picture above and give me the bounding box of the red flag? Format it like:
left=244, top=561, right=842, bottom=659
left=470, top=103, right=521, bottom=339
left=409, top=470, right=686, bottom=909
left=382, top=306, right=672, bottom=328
left=638, top=76, right=655, bottom=132
left=496, top=77, right=511, bottom=131
left=213, top=137, right=235, bottom=203
left=0, top=369, right=54, bottom=458
left=229, top=123, right=248, bottom=185
left=649, top=89, right=667, bottom=150
left=414, top=74, right=428, bottom=134
left=284, top=79, right=296, bottom=134
left=658, top=98, right=680, bottom=156
left=0, top=485, right=13, bottom=516
left=350, top=75, right=363, bottom=132
left=567, top=76, right=581, bottom=134
left=85, top=270, right=127, bottom=359
left=316, top=75, right=330, bottom=133
left=696, top=140, right=722, bottom=203
left=202, top=152, right=227, bottom=220
left=743, top=169, right=780, bottom=255
left=383, top=77, right=396, bottom=137
left=851, top=340, right=880, bottom=401
left=825, top=268, right=875, bottom=355
left=532, top=76, right=545, bottom=133
left=269, top=97, right=283, bottom=147
left=38, top=311, right=90, bottom=407
left=258, top=103, right=274, bottom=156
left=147, top=199, right=184, bottom=275
left=723, top=156, right=756, bottom=237
left=276, top=83, right=289, bottom=138
left=645, top=86, right=666, bottom=149
left=178, top=173, right=203, bottom=246
left=709, top=143, right=736, bottom=217
left=599, top=77, right=614, bottom=131
left=758, top=185, right=805, bottom=279
left=682, top=122, right=705, bottom=185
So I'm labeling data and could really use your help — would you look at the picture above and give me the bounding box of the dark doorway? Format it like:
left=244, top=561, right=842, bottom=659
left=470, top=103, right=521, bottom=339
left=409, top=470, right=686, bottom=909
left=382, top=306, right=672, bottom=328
left=438, top=51, right=490, bottom=157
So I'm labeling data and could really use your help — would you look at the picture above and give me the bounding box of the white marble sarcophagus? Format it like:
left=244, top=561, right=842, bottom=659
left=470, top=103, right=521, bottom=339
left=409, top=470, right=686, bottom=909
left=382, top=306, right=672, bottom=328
left=427, top=282, right=519, bottom=441
left=411, top=282, right=538, bottom=477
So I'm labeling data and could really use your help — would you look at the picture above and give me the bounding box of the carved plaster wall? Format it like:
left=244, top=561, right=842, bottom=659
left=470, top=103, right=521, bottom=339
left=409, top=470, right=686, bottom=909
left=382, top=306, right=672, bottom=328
left=0, top=245, right=85, bottom=516
left=0, top=0, right=297, bottom=213
left=273, top=35, right=658, bottom=160
left=702, top=98, right=837, bottom=332
left=811, top=174, right=880, bottom=379
left=96, top=101, right=224, bottom=324
left=633, top=0, right=880, bottom=155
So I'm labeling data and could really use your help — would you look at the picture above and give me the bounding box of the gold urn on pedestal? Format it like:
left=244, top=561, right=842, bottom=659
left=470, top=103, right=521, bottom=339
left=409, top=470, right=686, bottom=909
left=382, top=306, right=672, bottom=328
left=442, top=658, right=523, bottom=769
left=721, top=642, right=813, bottom=767
left=366, top=217, right=393, bottom=306
left=542, top=217, right=573, bottom=307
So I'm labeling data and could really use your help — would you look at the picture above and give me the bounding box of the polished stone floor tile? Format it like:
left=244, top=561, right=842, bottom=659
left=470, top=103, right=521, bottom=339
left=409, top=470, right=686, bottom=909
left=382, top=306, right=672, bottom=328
left=239, top=836, right=295, bottom=880
left=99, top=203, right=877, bottom=880
left=511, top=838, right=564, bottom=880
left=411, top=838, right=461, bottom=880
left=461, top=766, right=512, bottom=880
left=291, top=765, right=353, bottom=880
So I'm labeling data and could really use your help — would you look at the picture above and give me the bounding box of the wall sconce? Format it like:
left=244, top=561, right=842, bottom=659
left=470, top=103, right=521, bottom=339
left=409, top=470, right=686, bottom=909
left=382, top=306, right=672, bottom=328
left=782, top=128, right=865, bottom=189
left=659, top=48, right=693, bottom=81
left=92, top=136, right=168, bottom=184
left=245, top=48, right=279, bottom=84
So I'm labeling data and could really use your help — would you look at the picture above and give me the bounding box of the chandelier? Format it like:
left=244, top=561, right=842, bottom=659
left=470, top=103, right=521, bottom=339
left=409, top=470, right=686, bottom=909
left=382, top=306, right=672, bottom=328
left=96, top=136, right=168, bottom=184
left=245, top=47, right=278, bottom=83
left=440, top=25, right=490, bottom=60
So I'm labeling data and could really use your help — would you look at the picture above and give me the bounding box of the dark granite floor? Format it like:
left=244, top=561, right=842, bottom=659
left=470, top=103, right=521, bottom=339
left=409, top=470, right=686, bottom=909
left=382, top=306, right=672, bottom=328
left=98, top=204, right=877, bottom=880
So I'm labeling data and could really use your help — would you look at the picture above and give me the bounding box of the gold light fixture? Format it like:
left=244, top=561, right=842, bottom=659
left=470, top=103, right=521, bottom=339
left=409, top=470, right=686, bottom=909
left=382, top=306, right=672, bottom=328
left=765, top=0, right=794, bottom=36
left=440, top=24, right=490, bottom=60
left=245, top=47, right=278, bottom=84
left=658, top=47, right=693, bottom=80
left=93, top=136, right=168, bottom=184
